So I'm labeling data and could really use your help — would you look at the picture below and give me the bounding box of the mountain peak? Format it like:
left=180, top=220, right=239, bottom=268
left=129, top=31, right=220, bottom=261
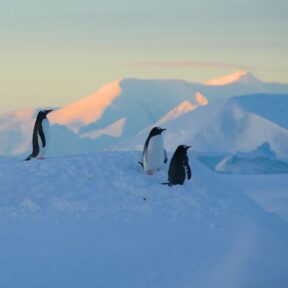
left=205, top=70, right=258, bottom=86
left=155, top=100, right=196, bottom=126
left=51, top=79, right=122, bottom=132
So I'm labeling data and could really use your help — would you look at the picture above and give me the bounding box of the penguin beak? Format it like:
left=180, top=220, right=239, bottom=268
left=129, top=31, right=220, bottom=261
left=161, top=128, right=167, bottom=132
left=186, top=146, right=191, bottom=150
left=45, top=109, right=53, bottom=115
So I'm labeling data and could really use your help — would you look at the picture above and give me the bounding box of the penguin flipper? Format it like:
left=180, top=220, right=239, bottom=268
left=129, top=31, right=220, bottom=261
left=164, top=149, right=168, bottom=164
left=184, top=158, right=192, bottom=179
left=138, top=150, right=144, bottom=168
left=141, top=138, right=150, bottom=167
left=38, top=125, right=46, bottom=147
left=138, top=161, right=144, bottom=168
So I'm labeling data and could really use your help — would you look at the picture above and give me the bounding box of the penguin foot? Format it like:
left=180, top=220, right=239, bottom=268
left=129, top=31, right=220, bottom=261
left=37, top=156, right=46, bottom=160
left=24, top=156, right=33, bottom=161
left=162, top=182, right=173, bottom=187
left=146, top=170, right=154, bottom=176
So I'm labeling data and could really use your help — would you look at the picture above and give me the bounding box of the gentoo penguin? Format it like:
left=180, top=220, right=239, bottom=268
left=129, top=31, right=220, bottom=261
left=138, top=127, right=168, bottom=175
left=25, top=109, right=53, bottom=161
left=164, top=145, right=191, bottom=186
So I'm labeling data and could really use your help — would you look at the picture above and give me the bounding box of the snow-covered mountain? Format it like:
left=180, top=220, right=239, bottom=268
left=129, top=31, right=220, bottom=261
left=51, top=78, right=209, bottom=141
left=51, top=80, right=123, bottom=133
left=52, top=70, right=265, bottom=136
left=0, top=79, right=209, bottom=157
left=155, top=100, right=197, bottom=126
left=205, top=70, right=259, bottom=86
left=1, top=71, right=288, bottom=158
left=124, top=94, right=288, bottom=161
left=203, top=70, right=288, bottom=97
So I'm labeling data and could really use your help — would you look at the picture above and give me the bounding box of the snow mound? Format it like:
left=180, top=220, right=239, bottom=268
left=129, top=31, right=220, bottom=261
left=0, top=152, right=287, bottom=287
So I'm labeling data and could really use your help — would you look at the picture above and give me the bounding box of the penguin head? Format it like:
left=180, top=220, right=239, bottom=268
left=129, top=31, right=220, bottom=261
left=44, top=109, right=53, bottom=115
left=175, top=145, right=191, bottom=155
left=149, top=127, right=166, bottom=137
left=37, top=109, right=53, bottom=120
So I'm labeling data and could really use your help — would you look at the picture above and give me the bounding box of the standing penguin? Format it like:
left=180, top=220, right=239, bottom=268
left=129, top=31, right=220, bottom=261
left=139, top=127, right=167, bottom=175
left=164, top=145, right=191, bottom=186
left=25, top=109, right=53, bottom=161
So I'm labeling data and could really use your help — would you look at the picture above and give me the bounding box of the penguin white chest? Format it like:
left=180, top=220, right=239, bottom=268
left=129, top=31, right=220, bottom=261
left=143, top=135, right=164, bottom=172
left=38, top=119, right=50, bottom=157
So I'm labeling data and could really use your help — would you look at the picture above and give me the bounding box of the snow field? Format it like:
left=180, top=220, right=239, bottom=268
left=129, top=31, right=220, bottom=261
left=0, top=152, right=288, bottom=288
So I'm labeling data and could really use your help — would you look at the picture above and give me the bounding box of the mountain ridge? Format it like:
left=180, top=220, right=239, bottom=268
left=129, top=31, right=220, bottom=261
left=1, top=71, right=288, bottom=159
left=122, top=93, right=288, bottom=160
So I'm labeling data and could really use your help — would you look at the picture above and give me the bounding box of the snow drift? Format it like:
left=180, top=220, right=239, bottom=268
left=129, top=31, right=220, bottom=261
left=0, top=151, right=288, bottom=287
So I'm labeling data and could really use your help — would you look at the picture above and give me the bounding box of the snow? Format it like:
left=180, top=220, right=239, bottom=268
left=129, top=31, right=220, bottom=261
left=195, top=91, right=209, bottom=105
left=0, top=108, right=36, bottom=156
left=1, top=71, right=288, bottom=287
left=80, top=118, right=126, bottom=139
left=154, top=100, right=196, bottom=126
left=199, top=143, right=288, bottom=174
left=214, top=155, right=288, bottom=174
left=221, top=173, right=288, bottom=222
left=50, top=79, right=122, bottom=133
left=205, top=70, right=252, bottom=86
left=0, top=151, right=288, bottom=287
left=232, top=93, right=288, bottom=130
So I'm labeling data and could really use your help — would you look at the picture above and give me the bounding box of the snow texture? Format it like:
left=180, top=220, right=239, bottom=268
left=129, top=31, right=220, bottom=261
left=0, top=152, right=288, bottom=288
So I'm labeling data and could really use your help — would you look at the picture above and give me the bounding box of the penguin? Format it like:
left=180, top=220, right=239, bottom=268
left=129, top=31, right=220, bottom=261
left=138, top=127, right=167, bottom=175
left=164, top=145, right=191, bottom=186
left=25, top=109, right=53, bottom=161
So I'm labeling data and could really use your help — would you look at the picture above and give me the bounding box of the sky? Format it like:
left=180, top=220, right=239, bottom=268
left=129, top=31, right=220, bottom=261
left=0, top=0, right=288, bottom=112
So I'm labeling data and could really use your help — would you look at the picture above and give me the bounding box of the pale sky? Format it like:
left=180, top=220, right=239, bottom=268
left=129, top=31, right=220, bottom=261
left=0, top=0, right=288, bottom=112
